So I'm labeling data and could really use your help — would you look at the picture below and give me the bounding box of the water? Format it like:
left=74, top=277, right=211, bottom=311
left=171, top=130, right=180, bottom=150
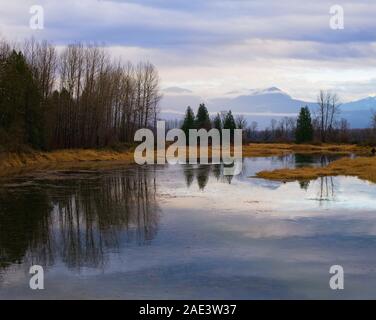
left=1, top=154, right=376, bottom=299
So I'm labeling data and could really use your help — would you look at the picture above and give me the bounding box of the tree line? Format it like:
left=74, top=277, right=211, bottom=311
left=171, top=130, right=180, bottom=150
left=285, top=91, right=375, bottom=145
left=180, top=103, right=247, bottom=144
left=2, top=39, right=375, bottom=152
left=182, top=104, right=238, bottom=131
left=177, top=91, right=376, bottom=145
left=246, top=91, right=349, bottom=144
left=0, top=39, right=161, bottom=151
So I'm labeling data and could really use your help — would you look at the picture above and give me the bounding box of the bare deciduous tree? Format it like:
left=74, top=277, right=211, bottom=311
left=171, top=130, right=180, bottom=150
left=317, top=90, right=341, bottom=142
left=235, top=115, right=247, bottom=129
left=15, top=40, right=162, bottom=150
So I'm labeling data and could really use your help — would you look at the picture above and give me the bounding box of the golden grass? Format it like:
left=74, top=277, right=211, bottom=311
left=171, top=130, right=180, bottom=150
left=0, top=149, right=134, bottom=177
left=0, top=143, right=373, bottom=179
left=242, top=143, right=370, bottom=157
left=256, top=156, right=376, bottom=183
left=169, top=143, right=369, bottom=159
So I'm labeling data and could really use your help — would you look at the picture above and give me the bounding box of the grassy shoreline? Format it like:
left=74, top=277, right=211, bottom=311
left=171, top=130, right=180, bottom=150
left=242, top=143, right=370, bottom=157
left=246, top=143, right=376, bottom=184
left=0, top=149, right=135, bottom=177
left=0, top=143, right=374, bottom=179
left=256, top=156, right=376, bottom=184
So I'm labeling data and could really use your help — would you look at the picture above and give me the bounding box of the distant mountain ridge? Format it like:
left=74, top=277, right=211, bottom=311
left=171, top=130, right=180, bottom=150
left=209, top=87, right=307, bottom=114
left=342, top=96, right=376, bottom=111
left=160, top=87, right=375, bottom=128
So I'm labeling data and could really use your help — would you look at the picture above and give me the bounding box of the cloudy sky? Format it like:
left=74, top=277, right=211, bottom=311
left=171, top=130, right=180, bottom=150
left=1, top=0, right=376, bottom=101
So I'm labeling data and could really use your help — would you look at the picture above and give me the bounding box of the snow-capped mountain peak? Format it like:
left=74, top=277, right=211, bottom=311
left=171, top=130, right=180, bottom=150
left=250, top=87, right=288, bottom=96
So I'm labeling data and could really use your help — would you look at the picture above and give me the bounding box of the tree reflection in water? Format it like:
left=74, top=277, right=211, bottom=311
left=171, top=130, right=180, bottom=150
left=298, top=176, right=337, bottom=203
left=196, top=165, right=211, bottom=190
left=0, top=167, right=159, bottom=273
left=317, top=176, right=336, bottom=204
left=295, top=153, right=342, bottom=168
left=183, top=163, right=236, bottom=190
left=183, top=165, right=195, bottom=188
left=295, top=154, right=339, bottom=202
left=0, top=190, right=53, bottom=271
left=299, top=180, right=310, bottom=190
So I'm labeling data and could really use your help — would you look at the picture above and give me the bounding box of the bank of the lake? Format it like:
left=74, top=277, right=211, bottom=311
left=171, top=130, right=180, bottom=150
left=0, top=149, right=135, bottom=177
left=256, top=156, right=376, bottom=184
left=242, top=143, right=370, bottom=157
left=0, top=143, right=372, bottom=178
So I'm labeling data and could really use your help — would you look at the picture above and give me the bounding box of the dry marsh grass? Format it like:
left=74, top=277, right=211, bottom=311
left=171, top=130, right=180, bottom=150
left=0, top=143, right=374, bottom=179
left=242, top=143, right=370, bottom=157
left=0, top=149, right=134, bottom=177
left=256, top=156, right=376, bottom=184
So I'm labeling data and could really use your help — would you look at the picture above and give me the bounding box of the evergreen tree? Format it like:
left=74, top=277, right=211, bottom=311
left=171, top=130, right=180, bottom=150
left=213, top=113, right=223, bottom=144
left=223, top=110, right=236, bottom=143
left=0, top=51, right=43, bottom=149
left=295, top=106, right=314, bottom=143
left=195, top=103, right=211, bottom=130
left=223, top=110, right=236, bottom=131
left=181, top=106, right=195, bottom=143
left=213, top=113, right=222, bottom=131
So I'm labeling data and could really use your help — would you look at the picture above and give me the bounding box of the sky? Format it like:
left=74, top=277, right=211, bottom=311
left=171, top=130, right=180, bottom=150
left=1, top=0, right=376, bottom=102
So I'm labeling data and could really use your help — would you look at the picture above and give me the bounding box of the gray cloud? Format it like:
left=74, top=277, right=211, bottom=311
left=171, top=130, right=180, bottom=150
left=0, top=0, right=375, bottom=100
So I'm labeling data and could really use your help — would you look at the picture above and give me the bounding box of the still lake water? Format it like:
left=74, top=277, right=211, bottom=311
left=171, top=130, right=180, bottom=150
left=1, top=154, right=376, bottom=299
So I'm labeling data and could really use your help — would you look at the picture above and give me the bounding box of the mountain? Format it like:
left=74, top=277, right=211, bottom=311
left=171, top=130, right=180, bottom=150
left=159, top=87, right=375, bottom=128
left=342, top=96, right=376, bottom=112
left=160, top=87, right=207, bottom=118
left=341, top=97, right=376, bottom=128
left=209, top=87, right=312, bottom=114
